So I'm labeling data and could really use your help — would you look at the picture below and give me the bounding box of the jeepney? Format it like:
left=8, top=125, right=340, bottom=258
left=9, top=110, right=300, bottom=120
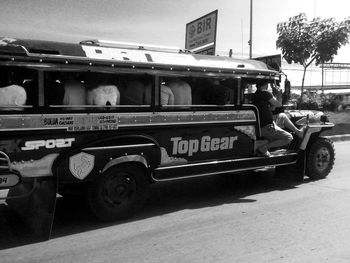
left=0, top=37, right=335, bottom=240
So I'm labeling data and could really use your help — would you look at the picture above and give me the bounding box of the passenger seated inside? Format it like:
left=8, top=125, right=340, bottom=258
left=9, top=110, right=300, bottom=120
left=85, top=73, right=120, bottom=106
left=63, top=73, right=87, bottom=106
left=252, top=80, right=300, bottom=157
left=0, top=84, right=27, bottom=107
left=87, top=84, right=120, bottom=106
left=160, top=84, right=174, bottom=105
left=0, top=68, right=29, bottom=108
left=167, top=78, right=192, bottom=105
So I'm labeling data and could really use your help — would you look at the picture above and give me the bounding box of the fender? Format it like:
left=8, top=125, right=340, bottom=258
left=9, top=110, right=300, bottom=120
left=299, top=123, right=334, bottom=150
left=102, top=154, right=148, bottom=173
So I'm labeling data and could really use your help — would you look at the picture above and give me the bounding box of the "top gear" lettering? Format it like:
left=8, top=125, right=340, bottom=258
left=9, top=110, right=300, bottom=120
left=171, top=136, right=238, bottom=157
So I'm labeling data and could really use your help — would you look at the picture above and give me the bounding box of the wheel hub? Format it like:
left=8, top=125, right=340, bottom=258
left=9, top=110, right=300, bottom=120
left=315, top=147, right=330, bottom=172
left=103, top=174, right=135, bottom=207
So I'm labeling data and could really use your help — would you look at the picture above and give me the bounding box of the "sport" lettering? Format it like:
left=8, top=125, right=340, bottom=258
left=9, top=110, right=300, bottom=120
left=21, top=138, right=75, bottom=151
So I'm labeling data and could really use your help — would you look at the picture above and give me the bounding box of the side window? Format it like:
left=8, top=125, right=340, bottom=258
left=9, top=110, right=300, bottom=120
left=118, top=74, right=153, bottom=106
left=45, top=71, right=65, bottom=106
left=45, top=71, right=153, bottom=108
left=243, top=79, right=280, bottom=104
left=192, top=77, right=237, bottom=106
left=159, top=76, right=238, bottom=107
left=0, top=66, right=38, bottom=110
left=243, top=83, right=256, bottom=104
left=243, top=78, right=272, bottom=104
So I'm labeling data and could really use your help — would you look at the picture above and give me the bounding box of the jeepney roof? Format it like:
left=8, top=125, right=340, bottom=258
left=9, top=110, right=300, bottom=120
left=0, top=37, right=278, bottom=77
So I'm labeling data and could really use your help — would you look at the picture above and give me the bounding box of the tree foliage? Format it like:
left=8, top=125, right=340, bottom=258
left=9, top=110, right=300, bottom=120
left=276, top=13, right=350, bottom=94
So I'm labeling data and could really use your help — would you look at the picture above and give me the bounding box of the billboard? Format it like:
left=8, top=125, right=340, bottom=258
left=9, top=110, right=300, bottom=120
left=185, top=10, right=218, bottom=55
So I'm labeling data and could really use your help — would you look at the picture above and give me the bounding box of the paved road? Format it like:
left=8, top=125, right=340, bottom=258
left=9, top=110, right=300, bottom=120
left=1, top=141, right=350, bottom=263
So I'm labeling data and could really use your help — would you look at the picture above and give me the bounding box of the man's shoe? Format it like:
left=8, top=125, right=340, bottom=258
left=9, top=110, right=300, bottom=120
left=256, top=148, right=271, bottom=157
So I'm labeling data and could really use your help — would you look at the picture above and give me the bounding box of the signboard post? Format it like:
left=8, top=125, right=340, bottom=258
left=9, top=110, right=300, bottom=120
left=185, top=10, right=218, bottom=55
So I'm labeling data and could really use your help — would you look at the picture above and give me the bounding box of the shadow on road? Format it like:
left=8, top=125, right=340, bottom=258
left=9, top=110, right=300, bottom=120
left=0, top=169, right=310, bottom=249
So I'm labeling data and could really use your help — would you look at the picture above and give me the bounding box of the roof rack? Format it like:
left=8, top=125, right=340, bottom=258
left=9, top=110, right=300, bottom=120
left=80, top=39, right=191, bottom=54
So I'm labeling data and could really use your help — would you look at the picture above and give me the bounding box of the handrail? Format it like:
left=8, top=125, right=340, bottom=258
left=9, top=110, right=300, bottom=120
left=80, top=39, right=191, bottom=54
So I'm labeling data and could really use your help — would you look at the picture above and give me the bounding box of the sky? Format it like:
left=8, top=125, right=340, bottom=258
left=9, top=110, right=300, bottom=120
left=1, top=0, right=350, bottom=86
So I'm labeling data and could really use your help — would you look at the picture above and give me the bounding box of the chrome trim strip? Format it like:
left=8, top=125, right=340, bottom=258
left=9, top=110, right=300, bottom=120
left=49, top=105, right=151, bottom=108
left=0, top=110, right=257, bottom=118
left=0, top=105, right=33, bottom=108
left=0, top=121, right=256, bottom=132
left=118, top=120, right=255, bottom=127
left=152, top=161, right=297, bottom=182
left=0, top=110, right=257, bottom=131
left=83, top=143, right=155, bottom=151
left=0, top=127, right=69, bottom=132
left=156, top=153, right=298, bottom=170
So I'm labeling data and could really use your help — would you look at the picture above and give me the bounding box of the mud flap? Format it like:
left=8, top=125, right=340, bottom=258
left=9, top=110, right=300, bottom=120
left=4, top=176, right=57, bottom=241
left=294, top=150, right=306, bottom=182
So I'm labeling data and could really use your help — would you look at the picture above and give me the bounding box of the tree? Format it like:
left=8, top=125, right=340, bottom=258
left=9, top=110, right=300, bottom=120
left=276, top=13, right=350, bottom=95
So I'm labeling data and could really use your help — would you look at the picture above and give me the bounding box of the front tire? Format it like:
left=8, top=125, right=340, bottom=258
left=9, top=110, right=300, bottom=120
left=88, top=164, right=149, bottom=221
left=306, top=137, right=335, bottom=180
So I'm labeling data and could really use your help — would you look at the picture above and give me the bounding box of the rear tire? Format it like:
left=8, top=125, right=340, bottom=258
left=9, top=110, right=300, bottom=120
left=88, top=164, right=149, bottom=221
left=306, top=137, right=335, bottom=180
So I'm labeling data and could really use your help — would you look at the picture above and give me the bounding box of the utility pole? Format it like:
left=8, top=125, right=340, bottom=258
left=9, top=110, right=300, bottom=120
left=249, top=0, right=253, bottom=59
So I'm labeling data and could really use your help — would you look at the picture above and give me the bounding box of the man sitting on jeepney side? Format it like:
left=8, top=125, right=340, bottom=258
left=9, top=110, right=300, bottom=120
left=252, top=80, right=304, bottom=157
left=271, top=81, right=306, bottom=138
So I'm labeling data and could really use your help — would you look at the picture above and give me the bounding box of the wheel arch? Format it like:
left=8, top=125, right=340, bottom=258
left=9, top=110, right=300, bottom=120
left=102, top=155, right=151, bottom=181
left=52, top=133, right=161, bottom=184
